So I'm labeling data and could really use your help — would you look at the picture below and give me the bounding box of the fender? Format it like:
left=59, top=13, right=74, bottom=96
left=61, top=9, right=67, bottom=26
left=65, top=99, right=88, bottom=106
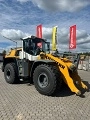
left=30, top=59, right=56, bottom=77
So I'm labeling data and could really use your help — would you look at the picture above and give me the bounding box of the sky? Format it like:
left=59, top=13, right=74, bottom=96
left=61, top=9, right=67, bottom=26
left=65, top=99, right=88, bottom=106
left=0, top=0, right=90, bottom=53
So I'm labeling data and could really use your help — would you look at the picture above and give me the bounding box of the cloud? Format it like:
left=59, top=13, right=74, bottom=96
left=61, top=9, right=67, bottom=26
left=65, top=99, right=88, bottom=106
left=17, top=0, right=29, bottom=2
left=0, top=0, right=90, bottom=53
left=0, top=29, right=24, bottom=52
left=76, top=30, right=88, bottom=40
left=18, top=0, right=90, bottom=12
left=0, top=27, right=90, bottom=52
left=0, top=29, right=30, bottom=40
left=42, top=27, right=90, bottom=52
left=0, top=47, right=4, bottom=53
left=43, top=27, right=52, bottom=39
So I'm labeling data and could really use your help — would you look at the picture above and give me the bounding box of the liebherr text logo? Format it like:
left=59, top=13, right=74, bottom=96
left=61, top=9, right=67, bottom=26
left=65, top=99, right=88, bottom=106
left=69, top=25, right=76, bottom=49
left=70, top=28, right=74, bottom=48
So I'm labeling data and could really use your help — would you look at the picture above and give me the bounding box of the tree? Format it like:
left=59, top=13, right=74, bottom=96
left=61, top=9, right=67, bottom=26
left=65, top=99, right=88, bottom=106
left=2, top=50, right=6, bottom=55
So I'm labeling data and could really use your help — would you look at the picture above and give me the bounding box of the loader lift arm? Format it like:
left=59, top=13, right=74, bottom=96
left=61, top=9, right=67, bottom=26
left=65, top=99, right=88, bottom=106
left=40, top=52, right=88, bottom=95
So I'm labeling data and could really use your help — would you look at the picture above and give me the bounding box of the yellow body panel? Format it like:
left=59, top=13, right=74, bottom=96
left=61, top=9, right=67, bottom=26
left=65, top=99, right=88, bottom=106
left=5, top=48, right=22, bottom=58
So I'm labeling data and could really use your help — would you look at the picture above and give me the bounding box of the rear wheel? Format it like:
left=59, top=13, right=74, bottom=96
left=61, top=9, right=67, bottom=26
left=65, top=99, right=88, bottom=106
left=33, top=64, right=62, bottom=96
left=4, top=63, right=19, bottom=84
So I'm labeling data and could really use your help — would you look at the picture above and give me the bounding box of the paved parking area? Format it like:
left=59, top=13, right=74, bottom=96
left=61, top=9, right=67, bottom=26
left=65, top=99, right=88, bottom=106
left=0, top=67, right=90, bottom=120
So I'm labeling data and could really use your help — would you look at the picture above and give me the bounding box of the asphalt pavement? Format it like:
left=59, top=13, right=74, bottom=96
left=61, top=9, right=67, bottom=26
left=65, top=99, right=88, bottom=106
left=0, top=64, right=90, bottom=120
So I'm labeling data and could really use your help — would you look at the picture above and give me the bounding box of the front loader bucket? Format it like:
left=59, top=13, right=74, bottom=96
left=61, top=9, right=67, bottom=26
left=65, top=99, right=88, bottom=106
left=59, top=67, right=88, bottom=95
left=70, top=71, right=88, bottom=91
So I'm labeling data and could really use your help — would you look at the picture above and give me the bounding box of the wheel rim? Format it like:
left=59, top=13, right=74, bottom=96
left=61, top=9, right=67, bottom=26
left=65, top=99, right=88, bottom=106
left=38, top=73, right=49, bottom=88
left=6, top=69, right=11, bottom=79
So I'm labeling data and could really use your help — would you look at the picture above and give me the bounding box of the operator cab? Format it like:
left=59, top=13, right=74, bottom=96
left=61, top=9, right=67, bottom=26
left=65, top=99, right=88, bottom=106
left=22, top=36, right=50, bottom=56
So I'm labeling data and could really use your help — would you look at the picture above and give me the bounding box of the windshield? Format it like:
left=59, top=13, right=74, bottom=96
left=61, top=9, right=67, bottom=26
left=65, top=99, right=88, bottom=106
left=23, top=38, right=50, bottom=55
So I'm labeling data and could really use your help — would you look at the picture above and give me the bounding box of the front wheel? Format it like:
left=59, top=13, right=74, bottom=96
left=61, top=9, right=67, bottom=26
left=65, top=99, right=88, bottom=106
left=33, top=64, right=60, bottom=96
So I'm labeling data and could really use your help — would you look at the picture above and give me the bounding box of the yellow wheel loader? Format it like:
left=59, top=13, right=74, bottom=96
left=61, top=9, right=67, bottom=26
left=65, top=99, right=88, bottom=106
left=2, top=36, right=88, bottom=96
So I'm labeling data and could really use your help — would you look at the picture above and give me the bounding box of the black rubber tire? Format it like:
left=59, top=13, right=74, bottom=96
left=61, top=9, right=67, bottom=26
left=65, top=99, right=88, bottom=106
left=51, top=65, right=62, bottom=90
left=4, top=63, right=18, bottom=84
left=33, top=64, right=62, bottom=96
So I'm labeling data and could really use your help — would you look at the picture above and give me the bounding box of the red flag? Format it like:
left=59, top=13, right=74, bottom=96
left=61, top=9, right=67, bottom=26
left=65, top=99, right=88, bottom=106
left=36, top=24, right=42, bottom=38
left=69, top=25, right=76, bottom=49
